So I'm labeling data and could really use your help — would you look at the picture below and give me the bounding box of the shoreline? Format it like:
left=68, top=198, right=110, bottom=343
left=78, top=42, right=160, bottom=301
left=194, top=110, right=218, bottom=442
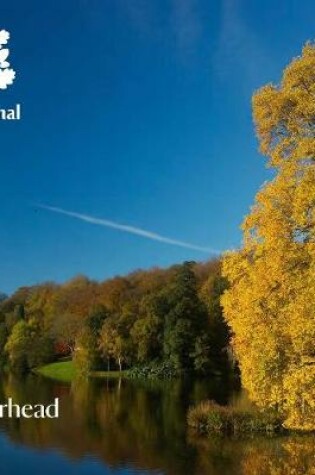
left=34, top=361, right=129, bottom=383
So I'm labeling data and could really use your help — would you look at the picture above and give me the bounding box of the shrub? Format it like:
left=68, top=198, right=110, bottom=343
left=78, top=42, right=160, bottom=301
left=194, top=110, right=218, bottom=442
left=128, top=361, right=178, bottom=379
left=187, top=400, right=283, bottom=435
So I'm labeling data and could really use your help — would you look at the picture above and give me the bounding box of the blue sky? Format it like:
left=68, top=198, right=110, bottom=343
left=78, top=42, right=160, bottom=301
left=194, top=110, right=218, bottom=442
left=0, top=0, right=314, bottom=294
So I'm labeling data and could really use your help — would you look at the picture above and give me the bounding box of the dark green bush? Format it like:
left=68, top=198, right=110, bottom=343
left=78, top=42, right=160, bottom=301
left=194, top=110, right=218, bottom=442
left=128, top=361, right=179, bottom=379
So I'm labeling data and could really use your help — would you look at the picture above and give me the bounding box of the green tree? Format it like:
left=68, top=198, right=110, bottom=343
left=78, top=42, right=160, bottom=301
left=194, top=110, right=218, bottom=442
left=5, top=319, right=53, bottom=372
left=87, top=304, right=109, bottom=336
left=131, top=294, right=165, bottom=363
left=0, top=322, right=8, bottom=366
left=74, top=327, right=99, bottom=374
left=163, top=262, right=209, bottom=372
left=200, top=274, right=230, bottom=370
left=5, top=304, right=25, bottom=332
left=99, top=314, right=132, bottom=372
left=5, top=320, right=29, bottom=373
left=74, top=304, right=109, bottom=374
left=26, top=319, right=54, bottom=368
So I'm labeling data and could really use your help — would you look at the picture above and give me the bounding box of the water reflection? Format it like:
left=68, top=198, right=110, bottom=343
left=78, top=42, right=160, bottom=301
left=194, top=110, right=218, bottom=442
left=0, top=374, right=314, bottom=475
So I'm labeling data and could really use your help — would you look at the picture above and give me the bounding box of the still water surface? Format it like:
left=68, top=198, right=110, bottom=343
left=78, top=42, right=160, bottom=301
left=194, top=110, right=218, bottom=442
left=0, top=374, right=314, bottom=475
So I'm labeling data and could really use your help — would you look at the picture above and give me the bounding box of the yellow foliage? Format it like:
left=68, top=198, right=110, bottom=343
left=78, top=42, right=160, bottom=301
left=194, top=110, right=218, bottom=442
left=222, top=42, right=315, bottom=430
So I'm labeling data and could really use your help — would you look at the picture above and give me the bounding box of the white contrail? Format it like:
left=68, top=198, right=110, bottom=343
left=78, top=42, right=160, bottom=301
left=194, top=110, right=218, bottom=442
left=36, top=204, right=220, bottom=255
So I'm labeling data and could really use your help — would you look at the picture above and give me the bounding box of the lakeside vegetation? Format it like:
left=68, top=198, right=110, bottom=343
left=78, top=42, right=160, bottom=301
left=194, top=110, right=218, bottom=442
left=35, top=361, right=76, bottom=383
left=187, top=401, right=283, bottom=435
left=221, top=43, right=315, bottom=432
left=35, top=360, right=128, bottom=382
left=189, top=42, right=315, bottom=434
left=0, top=258, right=231, bottom=381
left=0, top=42, right=314, bottom=436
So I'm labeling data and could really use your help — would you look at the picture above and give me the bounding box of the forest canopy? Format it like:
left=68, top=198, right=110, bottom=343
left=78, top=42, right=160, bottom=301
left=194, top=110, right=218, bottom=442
left=0, top=259, right=230, bottom=378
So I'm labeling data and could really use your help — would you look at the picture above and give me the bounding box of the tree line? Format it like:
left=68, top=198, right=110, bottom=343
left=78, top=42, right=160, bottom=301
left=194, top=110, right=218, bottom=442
left=0, top=260, right=231, bottom=377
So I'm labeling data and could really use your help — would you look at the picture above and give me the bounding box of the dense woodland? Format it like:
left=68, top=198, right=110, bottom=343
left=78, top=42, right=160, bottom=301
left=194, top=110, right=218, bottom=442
left=0, top=259, right=231, bottom=377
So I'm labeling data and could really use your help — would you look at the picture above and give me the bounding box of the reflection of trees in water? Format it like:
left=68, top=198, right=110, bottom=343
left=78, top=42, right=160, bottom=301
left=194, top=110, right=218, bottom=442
left=0, top=375, right=314, bottom=475
left=243, top=437, right=315, bottom=475
left=189, top=434, right=315, bottom=475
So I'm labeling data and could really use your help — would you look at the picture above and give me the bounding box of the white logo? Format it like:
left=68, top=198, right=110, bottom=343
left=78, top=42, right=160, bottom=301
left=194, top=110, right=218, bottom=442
left=0, top=30, right=16, bottom=90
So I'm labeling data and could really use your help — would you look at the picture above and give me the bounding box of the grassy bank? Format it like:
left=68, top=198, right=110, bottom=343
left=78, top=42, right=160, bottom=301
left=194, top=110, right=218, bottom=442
left=35, top=361, right=77, bottom=383
left=188, top=400, right=283, bottom=435
left=35, top=361, right=128, bottom=383
left=34, top=361, right=76, bottom=383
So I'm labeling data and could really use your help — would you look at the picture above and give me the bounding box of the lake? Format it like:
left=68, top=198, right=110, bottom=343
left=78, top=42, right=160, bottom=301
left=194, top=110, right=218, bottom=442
left=0, top=374, right=314, bottom=475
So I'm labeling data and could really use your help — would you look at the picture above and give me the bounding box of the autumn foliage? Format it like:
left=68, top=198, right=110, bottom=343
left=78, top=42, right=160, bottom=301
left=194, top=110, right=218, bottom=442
left=0, top=260, right=230, bottom=378
left=222, top=43, right=315, bottom=430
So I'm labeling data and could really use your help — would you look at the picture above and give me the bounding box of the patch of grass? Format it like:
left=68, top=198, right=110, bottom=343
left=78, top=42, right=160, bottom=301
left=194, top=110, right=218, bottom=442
left=188, top=400, right=283, bottom=435
left=35, top=361, right=76, bottom=383
left=35, top=361, right=129, bottom=383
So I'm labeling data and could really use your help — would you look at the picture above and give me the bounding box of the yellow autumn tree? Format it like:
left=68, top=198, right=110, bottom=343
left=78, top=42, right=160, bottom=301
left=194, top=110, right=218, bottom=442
left=222, top=43, right=315, bottom=430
